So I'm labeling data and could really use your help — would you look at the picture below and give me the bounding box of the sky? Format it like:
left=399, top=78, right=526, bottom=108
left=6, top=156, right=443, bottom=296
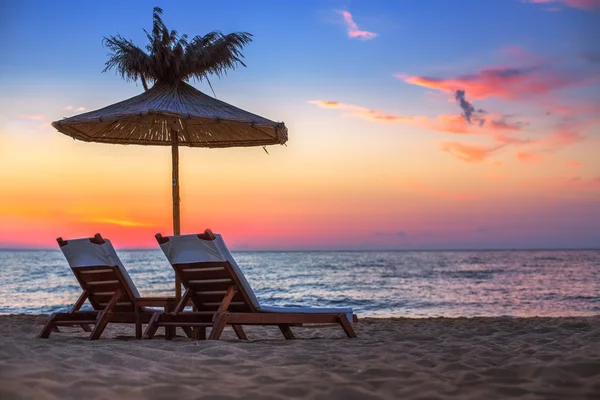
left=0, top=0, right=599, bottom=250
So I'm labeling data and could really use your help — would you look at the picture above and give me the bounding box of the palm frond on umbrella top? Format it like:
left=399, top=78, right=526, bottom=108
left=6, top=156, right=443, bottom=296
left=102, top=6, right=252, bottom=91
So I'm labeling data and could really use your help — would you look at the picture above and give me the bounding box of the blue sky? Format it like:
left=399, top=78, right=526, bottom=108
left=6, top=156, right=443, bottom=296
left=3, top=1, right=596, bottom=91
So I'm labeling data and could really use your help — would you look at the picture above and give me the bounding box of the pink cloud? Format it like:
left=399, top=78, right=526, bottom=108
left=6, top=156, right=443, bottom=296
left=398, top=66, right=577, bottom=100
left=567, top=161, right=583, bottom=167
left=308, top=100, right=415, bottom=123
left=441, top=142, right=504, bottom=163
left=424, top=113, right=526, bottom=135
left=515, top=152, right=543, bottom=163
left=338, top=11, right=377, bottom=40
left=544, top=103, right=600, bottom=116
left=308, top=100, right=527, bottom=137
left=487, top=117, right=527, bottom=132
left=506, top=116, right=596, bottom=162
left=490, top=133, right=532, bottom=144
left=542, top=129, right=586, bottom=147
left=527, top=0, right=600, bottom=10
left=308, top=99, right=598, bottom=164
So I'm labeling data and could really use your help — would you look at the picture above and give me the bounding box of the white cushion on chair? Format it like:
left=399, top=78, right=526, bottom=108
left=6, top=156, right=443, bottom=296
left=59, top=238, right=141, bottom=298
left=158, top=233, right=354, bottom=320
left=158, top=233, right=262, bottom=310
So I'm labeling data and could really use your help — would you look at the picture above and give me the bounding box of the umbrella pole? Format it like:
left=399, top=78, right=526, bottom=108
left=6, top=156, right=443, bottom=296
left=171, top=129, right=182, bottom=301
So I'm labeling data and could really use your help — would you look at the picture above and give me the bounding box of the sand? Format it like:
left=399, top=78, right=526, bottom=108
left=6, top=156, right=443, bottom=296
left=0, top=315, right=599, bottom=399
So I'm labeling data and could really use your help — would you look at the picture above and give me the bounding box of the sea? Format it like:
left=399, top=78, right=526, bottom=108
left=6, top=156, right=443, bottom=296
left=0, top=249, right=599, bottom=318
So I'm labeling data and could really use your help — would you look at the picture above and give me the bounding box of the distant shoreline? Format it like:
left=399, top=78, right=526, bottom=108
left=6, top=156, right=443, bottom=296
left=2, top=247, right=600, bottom=252
left=3, top=313, right=599, bottom=320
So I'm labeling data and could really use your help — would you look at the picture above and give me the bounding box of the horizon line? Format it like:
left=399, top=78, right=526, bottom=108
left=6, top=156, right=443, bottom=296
left=1, top=246, right=599, bottom=252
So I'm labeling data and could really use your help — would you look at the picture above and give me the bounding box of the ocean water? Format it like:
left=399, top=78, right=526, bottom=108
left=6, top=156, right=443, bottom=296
left=0, top=249, right=598, bottom=318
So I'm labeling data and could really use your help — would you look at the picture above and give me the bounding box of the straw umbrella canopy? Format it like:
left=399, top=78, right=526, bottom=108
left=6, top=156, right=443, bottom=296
left=51, top=7, right=288, bottom=299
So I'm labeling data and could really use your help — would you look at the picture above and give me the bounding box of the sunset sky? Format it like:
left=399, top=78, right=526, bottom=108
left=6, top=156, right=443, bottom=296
left=1, top=0, right=599, bottom=250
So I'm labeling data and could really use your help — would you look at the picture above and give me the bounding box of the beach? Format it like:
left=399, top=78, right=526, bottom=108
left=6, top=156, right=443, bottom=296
left=1, top=315, right=599, bottom=399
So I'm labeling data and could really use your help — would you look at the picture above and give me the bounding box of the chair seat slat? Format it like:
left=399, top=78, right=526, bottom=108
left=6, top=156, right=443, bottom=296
left=189, top=279, right=231, bottom=284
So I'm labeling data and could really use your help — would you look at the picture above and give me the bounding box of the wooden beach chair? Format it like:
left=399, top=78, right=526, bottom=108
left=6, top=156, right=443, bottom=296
left=143, top=230, right=357, bottom=340
left=39, top=233, right=177, bottom=340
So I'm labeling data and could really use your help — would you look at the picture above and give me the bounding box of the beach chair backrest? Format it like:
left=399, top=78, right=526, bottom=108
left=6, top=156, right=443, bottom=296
left=57, top=234, right=140, bottom=312
left=157, top=231, right=260, bottom=313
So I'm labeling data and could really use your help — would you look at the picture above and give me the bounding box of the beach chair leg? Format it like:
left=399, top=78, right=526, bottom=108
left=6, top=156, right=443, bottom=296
left=165, top=325, right=174, bottom=340
left=189, top=327, right=206, bottom=340
left=337, top=314, right=356, bottom=338
left=134, top=306, right=142, bottom=339
left=89, top=291, right=121, bottom=340
left=89, top=311, right=111, bottom=340
left=232, top=324, right=247, bottom=340
left=134, top=322, right=142, bottom=339
left=70, top=290, right=91, bottom=333
left=143, top=313, right=161, bottom=339
left=135, top=321, right=142, bottom=339
left=196, top=327, right=206, bottom=340
left=39, top=314, right=57, bottom=339
left=208, top=312, right=229, bottom=340
left=278, top=324, right=295, bottom=340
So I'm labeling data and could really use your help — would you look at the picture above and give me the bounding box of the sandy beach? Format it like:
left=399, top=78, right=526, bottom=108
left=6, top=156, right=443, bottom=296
left=0, top=315, right=598, bottom=399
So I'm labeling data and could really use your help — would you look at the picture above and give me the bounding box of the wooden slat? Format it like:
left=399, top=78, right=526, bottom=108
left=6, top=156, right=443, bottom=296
left=194, top=290, right=227, bottom=296
left=97, top=301, right=132, bottom=307
left=158, top=312, right=214, bottom=324
left=189, top=278, right=232, bottom=284
left=54, top=320, right=98, bottom=326
left=164, top=311, right=215, bottom=316
left=188, top=281, right=233, bottom=292
left=175, top=261, right=229, bottom=271
left=76, top=266, right=117, bottom=272
left=202, top=301, right=245, bottom=307
left=88, top=296, right=135, bottom=312
left=53, top=312, right=98, bottom=321
left=110, top=312, right=149, bottom=323
left=113, top=305, right=135, bottom=313
left=134, top=297, right=177, bottom=307
left=180, top=267, right=230, bottom=281
left=90, top=293, right=119, bottom=303
left=86, top=281, right=123, bottom=292
left=192, top=303, right=250, bottom=313
left=79, top=271, right=119, bottom=283
left=192, top=292, right=245, bottom=304
left=159, top=322, right=212, bottom=327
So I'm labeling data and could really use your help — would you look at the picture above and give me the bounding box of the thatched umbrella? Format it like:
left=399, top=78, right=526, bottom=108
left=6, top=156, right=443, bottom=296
left=51, top=7, right=288, bottom=299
